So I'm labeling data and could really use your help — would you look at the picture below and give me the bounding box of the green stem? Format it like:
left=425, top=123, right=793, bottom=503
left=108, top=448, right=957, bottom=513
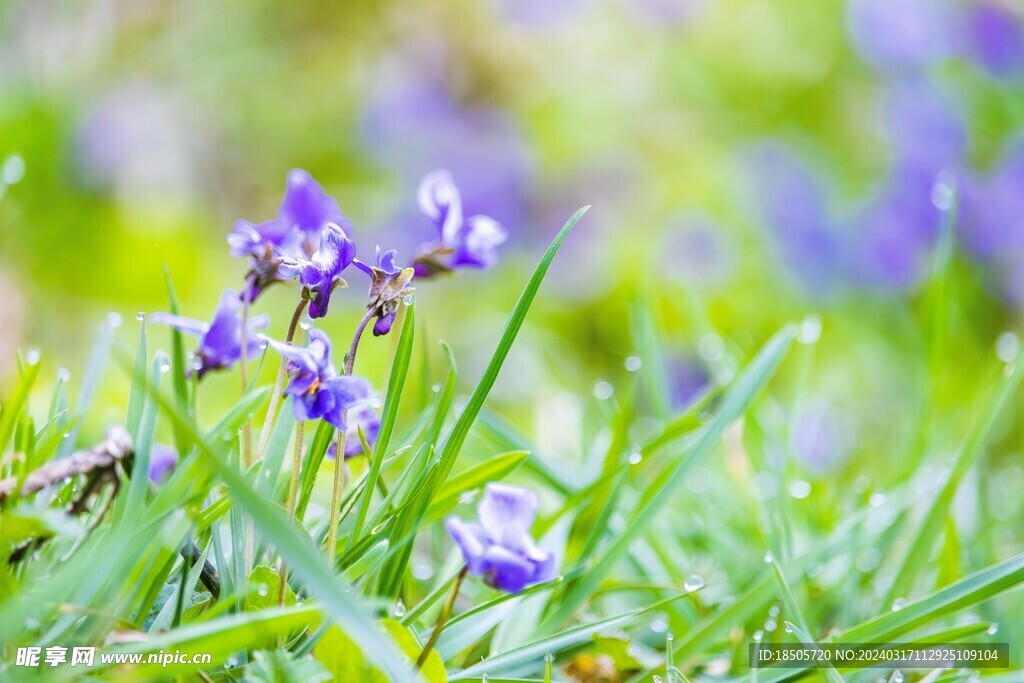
left=326, top=428, right=348, bottom=562
left=254, top=298, right=308, bottom=462
left=416, top=565, right=468, bottom=669
left=278, top=420, right=305, bottom=607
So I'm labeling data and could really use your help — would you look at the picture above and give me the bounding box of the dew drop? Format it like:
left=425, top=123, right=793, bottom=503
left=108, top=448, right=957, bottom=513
left=684, top=574, right=704, bottom=591
left=763, top=551, right=774, bottom=564
left=788, top=480, right=811, bottom=499
left=391, top=599, right=406, bottom=618
left=628, top=452, right=643, bottom=465
left=136, top=312, right=146, bottom=322
left=403, top=293, right=415, bottom=306
left=987, top=624, right=999, bottom=635
left=891, top=597, right=906, bottom=611
left=783, top=622, right=794, bottom=634
left=764, top=619, right=777, bottom=632
left=653, top=677, right=663, bottom=683
left=753, top=630, right=763, bottom=642
left=159, top=361, right=171, bottom=373
left=298, top=316, right=312, bottom=331
left=698, top=334, right=726, bottom=362
left=930, top=171, right=956, bottom=211
left=341, top=584, right=351, bottom=593
left=624, top=356, right=642, bottom=371
left=2, top=154, right=26, bottom=184
left=256, top=583, right=268, bottom=597
left=431, top=384, right=441, bottom=393
left=25, top=348, right=40, bottom=366
left=768, top=604, right=781, bottom=618
left=890, top=670, right=904, bottom=683
left=649, top=615, right=669, bottom=633
left=996, top=332, right=1020, bottom=363
left=62, top=432, right=70, bottom=440
left=412, top=563, right=434, bottom=581
left=797, top=315, right=822, bottom=344
left=106, top=312, right=123, bottom=328
left=869, top=492, right=886, bottom=508
left=593, top=381, right=614, bottom=400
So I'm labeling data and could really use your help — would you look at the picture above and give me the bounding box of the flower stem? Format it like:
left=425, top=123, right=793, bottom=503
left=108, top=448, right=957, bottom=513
left=416, top=565, right=468, bottom=670
left=278, top=419, right=305, bottom=608
left=239, top=279, right=254, bottom=469
left=345, top=307, right=375, bottom=376
left=325, top=428, right=347, bottom=563
left=254, top=298, right=309, bottom=462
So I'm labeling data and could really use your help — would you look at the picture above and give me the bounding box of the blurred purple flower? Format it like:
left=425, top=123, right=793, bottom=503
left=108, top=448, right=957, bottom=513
left=361, top=71, right=530, bottom=247
left=965, top=2, right=1024, bottom=77
left=326, top=404, right=382, bottom=459
left=791, top=405, right=854, bottom=474
left=413, top=171, right=508, bottom=278
left=151, top=290, right=269, bottom=380
left=748, top=144, right=845, bottom=294
left=265, top=329, right=372, bottom=429
left=445, top=483, right=556, bottom=593
left=228, top=170, right=352, bottom=302
left=846, top=0, right=955, bottom=71
left=278, top=223, right=357, bottom=318
left=354, top=247, right=415, bottom=336
left=960, top=138, right=1024, bottom=302
left=849, top=165, right=943, bottom=290
left=670, top=357, right=710, bottom=411
left=882, top=81, right=966, bottom=173
left=148, top=444, right=178, bottom=484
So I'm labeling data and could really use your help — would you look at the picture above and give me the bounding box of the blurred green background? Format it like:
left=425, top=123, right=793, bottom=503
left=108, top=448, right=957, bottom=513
left=2, top=0, right=1024, bottom=589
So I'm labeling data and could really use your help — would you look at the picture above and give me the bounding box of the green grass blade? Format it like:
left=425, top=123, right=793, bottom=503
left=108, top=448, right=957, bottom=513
left=0, top=358, right=40, bottom=454
left=125, top=316, right=148, bottom=440
left=886, top=350, right=1024, bottom=605
left=543, top=324, right=795, bottom=628
left=162, top=265, right=192, bottom=455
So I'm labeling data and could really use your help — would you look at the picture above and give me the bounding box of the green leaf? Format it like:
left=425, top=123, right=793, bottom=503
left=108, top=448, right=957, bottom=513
left=125, top=316, right=148, bottom=440
left=422, top=450, right=529, bottom=523
left=244, top=650, right=332, bottom=683
left=314, top=620, right=447, bottom=683
left=886, top=349, right=1024, bottom=605
left=245, top=564, right=296, bottom=611
left=379, top=207, right=589, bottom=597
left=162, top=265, right=192, bottom=455
left=351, top=304, right=415, bottom=550
left=544, top=324, right=795, bottom=628
left=0, top=357, right=40, bottom=454
left=450, top=593, right=688, bottom=680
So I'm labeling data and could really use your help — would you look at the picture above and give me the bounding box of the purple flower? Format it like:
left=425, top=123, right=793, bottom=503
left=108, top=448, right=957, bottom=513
left=846, top=0, right=955, bottom=72
left=354, top=247, right=415, bottom=336
left=151, top=290, right=269, bottom=380
left=228, top=169, right=351, bottom=302
left=445, top=483, right=556, bottom=593
left=326, top=404, right=382, bottom=459
left=148, top=444, right=178, bottom=484
left=965, top=2, right=1024, bottom=77
left=265, top=329, right=372, bottom=430
left=413, top=171, right=508, bottom=278
left=278, top=223, right=356, bottom=318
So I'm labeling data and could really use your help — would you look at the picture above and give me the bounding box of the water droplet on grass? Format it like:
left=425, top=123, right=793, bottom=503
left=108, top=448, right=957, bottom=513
left=753, top=630, right=763, bottom=642
left=987, top=624, right=999, bottom=635
left=869, top=492, right=886, bottom=508
left=764, top=619, right=777, bottom=632
left=403, top=293, right=415, bottom=306
left=788, top=480, right=811, bottom=499
left=996, top=332, right=1020, bottom=363
left=649, top=615, right=668, bottom=633
left=25, top=348, right=40, bottom=365
left=768, top=605, right=780, bottom=618
left=764, top=551, right=774, bottom=563
left=57, top=368, right=70, bottom=382
left=392, top=599, right=406, bottom=617
left=628, top=452, right=643, bottom=465
left=684, top=575, right=704, bottom=591
left=624, top=356, right=642, bottom=371
left=136, top=312, right=146, bottom=322
left=891, top=597, right=906, bottom=611
left=797, top=316, right=822, bottom=344
left=256, top=583, right=268, bottom=597
left=593, top=381, right=614, bottom=400
left=890, top=670, right=904, bottom=683
left=106, top=312, right=123, bottom=328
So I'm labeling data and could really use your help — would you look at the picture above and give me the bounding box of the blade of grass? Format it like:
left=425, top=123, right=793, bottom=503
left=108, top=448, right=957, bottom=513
left=543, top=324, right=795, bottom=629
left=125, top=317, right=147, bottom=440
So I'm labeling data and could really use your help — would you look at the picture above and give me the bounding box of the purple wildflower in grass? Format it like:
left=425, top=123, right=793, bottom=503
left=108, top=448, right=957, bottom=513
left=326, top=404, right=382, bottom=459
left=151, top=290, right=269, bottom=380
left=265, top=329, right=372, bottom=430
left=354, top=247, right=415, bottom=336
left=148, top=444, right=178, bottom=484
left=277, top=223, right=357, bottom=318
left=445, top=483, right=556, bottom=593
left=228, top=169, right=352, bottom=302
left=413, top=171, right=508, bottom=278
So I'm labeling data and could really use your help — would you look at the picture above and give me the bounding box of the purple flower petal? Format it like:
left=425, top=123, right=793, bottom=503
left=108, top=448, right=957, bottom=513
left=278, top=169, right=348, bottom=237
left=148, top=444, right=178, bottom=484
